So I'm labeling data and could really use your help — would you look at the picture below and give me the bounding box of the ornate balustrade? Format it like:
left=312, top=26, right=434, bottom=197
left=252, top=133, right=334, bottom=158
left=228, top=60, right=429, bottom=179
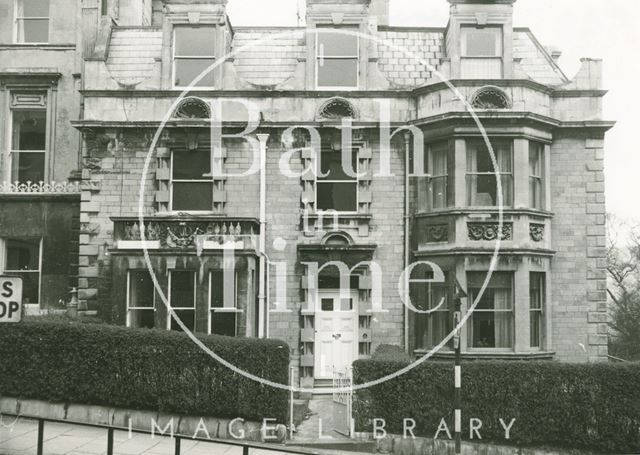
left=413, top=209, right=554, bottom=256
left=111, top=217, right=260, bottom=253
left=0, top=181, right=82, bottom=194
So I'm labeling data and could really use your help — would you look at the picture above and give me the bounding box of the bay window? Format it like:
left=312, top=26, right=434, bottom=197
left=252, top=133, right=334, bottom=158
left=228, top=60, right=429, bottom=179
left=15, top=0, right=49, bottom=43
left=426, top=142, right=450, bottom=210
left=461, top=26, right=503, bottom=79
left=316, top=26, right=359, bottom=89
left=413, top=272, right=451, bottom=350
left=168, top=271, right=196, bottom=332
left=173, top=26, right=216, bottom=88
left=209, top=270, right=238, bottom=337
left=171, top=149, right=213, bottom=212
left=467, top=272, right=514, bottom=349
left=316, top=146, right=358, bottom=212
left=10, top=93, right=48, bottom=184
left=127, top=270, right=155, bottom=329
left=466, top=140, right=513, bottom=207
left=529, top=142, right=545, bottom=210
left=529, top=272, right=545, bottom=348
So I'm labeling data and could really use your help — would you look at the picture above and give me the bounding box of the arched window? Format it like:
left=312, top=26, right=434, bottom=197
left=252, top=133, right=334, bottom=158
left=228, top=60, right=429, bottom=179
left=321, top=232, right=353, bottom=247
left=470, top=86, right=510, bottom=110
left=173, top=97, right=211, bottom=119
left=318, top=98, right=358, bottom=120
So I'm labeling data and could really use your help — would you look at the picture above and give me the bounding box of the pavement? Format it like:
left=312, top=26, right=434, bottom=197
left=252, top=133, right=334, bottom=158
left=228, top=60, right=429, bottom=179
left=0, top=418, right=293, bottom=455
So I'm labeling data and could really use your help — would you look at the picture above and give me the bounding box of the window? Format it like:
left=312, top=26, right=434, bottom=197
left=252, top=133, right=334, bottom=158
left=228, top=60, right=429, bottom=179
left=15, top=0, right=49, bottom=43
left=173, top=26, right=216, bottom=88
left=529, top=142, right=544, bottom=210
left=413, top=271, right=451, bottom=350
left=316, top=146, right=358, bottom=212
left=461, top=26, right=502, bottom=78
left=2, top=238, right=41, bottom=305
left=10, top=93, right=47, bottom=184
left=209, top=270, right=238, bottom=336
left=426, top=142, right=450, bottom=210
left=529, top=272, right=545, bottom=348
left=467, top=272, right=514, bottom=349
left=316, top=27, right=359, bottom=89
left=168, top=271, right=196, bottom=332
left=466, top=140, right=513, bottom=207
left=171, top=149, right=213, bottom=211
left=127, top=270, right=155, bottom=329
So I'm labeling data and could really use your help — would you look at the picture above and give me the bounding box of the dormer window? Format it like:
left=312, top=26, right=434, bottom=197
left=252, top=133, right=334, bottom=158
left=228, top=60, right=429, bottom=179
left=316, top=26, right=359, bottom=89
left=461, top=26, right=503, bottom=79
left=173, top=26, right=216, bottom=88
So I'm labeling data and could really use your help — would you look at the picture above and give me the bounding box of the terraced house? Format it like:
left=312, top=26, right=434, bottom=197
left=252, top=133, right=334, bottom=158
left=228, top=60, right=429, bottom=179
left=0, top=0, right=83, bottom=312
left=68, top=0, right=612, bottom=389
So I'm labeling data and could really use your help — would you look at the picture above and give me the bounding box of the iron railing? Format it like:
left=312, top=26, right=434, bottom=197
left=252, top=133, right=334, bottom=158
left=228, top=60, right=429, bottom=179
left=2, top=414, right=321, bottom=455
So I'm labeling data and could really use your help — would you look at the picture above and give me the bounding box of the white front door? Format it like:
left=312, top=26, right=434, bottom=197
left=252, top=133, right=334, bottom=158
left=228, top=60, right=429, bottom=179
left=314, top=290, right=358, bottom=379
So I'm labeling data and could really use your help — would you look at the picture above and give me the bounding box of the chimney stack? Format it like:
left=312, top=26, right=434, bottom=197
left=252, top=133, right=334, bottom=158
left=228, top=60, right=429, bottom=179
left=370, top=0, right=389, bottom=26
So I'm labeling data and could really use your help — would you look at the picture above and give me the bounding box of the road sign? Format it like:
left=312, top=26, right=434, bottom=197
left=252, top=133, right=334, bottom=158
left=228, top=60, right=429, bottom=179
left=0, top=276, right=23, bottom=323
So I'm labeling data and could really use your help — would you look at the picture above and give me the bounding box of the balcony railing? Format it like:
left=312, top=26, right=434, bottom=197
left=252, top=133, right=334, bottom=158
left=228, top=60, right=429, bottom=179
left=111, top=217, right=259, bottom=253
left=0, top=181, right=81, bottom=194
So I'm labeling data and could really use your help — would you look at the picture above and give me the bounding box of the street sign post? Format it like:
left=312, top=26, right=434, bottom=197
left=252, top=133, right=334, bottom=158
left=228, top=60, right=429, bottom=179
left=0, top=276, right=23, bottom=323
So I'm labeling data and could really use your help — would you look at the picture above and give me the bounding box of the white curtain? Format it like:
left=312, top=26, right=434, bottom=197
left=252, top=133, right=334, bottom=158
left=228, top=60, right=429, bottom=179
left=466, top=146, right=477, bottom=206
left=496, top=144, right=513, bottom=206
left=493, top=288, right=512, bottom=348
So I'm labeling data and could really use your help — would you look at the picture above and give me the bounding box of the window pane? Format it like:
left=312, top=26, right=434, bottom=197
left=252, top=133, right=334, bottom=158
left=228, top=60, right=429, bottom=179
left=173, top=150, right=211, bottom=180
left=317, top=182, right=357, bottom=212
left=319, top=149, right=358, bottom=181
left=471, top=312, right=512, bottom=348
left=18, top=19, right=49, bottom=43
left=11, top=272, right=39, bottom=304
left=317, top=59, right=358, bottom=88
left=317, top=31, right=358, bottom=57
left=430, top=176, right=447, bottom=209
left=175, top=27, right=215, bottom=56
left=172, top=182, right=213, bottom=211
left=210, top=270, right=235, bottom=309
left=6, top=239, right=39, bottom=270
left=12, top=110, right=47, bottom=150
left=170, top=309, right=195, bottom=332
left=174, top=58, right=216, bottom=87
left=211, top=312, right=236, bottom=337
left=170, top=271, right=194, bottom=308
left=130, top=309, right=155, bottom=329
left=129, top=271, right=154, bottom=308
left=22, top=0, right=49, bottom=17
left=321, top=298, right=334, bottom=311
left=530, top=178, right=542, bottom=209
left=530, top=312, right=541, bottom=348
left=463, top=28, right=500, bottom=56
left=11, top=152, right=45, bottom=184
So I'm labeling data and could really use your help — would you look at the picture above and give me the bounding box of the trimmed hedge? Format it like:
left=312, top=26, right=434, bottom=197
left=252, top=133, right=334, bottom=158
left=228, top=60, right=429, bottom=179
left=0, top=320, right=290, bottom=422
left=353, top=359, right=640, bottom=453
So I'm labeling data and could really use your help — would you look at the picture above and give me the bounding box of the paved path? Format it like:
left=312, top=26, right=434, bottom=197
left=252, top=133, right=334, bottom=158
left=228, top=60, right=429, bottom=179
left=293, top=398, right=348, bottom=442
left=0, top=418, right=289, bottom=455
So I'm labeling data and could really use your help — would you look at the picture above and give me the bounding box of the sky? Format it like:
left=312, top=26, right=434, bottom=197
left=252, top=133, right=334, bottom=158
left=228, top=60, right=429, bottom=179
left=226, top=0, right=640, bottom=229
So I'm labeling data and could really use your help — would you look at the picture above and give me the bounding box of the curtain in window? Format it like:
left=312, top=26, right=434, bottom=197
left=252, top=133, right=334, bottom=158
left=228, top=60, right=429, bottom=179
left=496, top=144, right=513, bottom=206
left=493, top=287, right=512, bottom=348
left=466, top=146, right=478, bottom=205
left=431, top=148, right=448, bottom=209
left=15, top=0, right=25, bottom=42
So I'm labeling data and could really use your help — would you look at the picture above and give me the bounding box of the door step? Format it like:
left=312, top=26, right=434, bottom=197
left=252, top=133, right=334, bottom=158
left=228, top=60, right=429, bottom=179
left=312, top=379, right=333, bottom=395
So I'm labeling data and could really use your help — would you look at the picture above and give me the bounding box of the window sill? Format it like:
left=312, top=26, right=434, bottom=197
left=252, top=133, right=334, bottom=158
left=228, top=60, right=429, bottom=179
left=414, top=208, right=554, bottom=219
left=415, top=349, right=555, bottom=361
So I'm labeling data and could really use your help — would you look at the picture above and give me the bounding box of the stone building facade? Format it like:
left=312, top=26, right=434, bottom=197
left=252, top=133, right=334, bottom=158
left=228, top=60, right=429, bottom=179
left=0, top=0, right=84, bottom=311
left=70, top=0, right=613, bottom=388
